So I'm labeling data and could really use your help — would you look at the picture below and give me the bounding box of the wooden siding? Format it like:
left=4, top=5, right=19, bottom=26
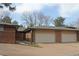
left=16, top=32, right=25, bottom=41
left=25, top=31, right=32, bottom=42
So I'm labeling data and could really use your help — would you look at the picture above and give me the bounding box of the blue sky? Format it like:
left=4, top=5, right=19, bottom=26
left=3, top=3, right=79, bottom=26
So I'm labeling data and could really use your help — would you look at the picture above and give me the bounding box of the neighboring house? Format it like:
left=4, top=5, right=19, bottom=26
left=0, top=23, right=18, bottom=44
left=26, top=26, right=79, bottom=43
left=25, top=29, right=32, bottom=42
left=16, top=26, right=26, bottom=41
left=0, top=23, right=32, bottom=44
left=16, top=27, right=32, bottom=42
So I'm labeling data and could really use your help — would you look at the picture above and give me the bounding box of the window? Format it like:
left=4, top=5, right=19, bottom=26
left=0, top=25, right=4, bottom=31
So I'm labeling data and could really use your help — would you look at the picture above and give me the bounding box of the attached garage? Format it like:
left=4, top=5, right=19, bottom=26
left=34, top=30, right=55, bottom=43
left=61, top=31, right=77, bottom=43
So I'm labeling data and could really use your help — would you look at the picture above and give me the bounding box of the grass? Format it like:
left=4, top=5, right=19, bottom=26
left=28, top=43, right=42, bottom=48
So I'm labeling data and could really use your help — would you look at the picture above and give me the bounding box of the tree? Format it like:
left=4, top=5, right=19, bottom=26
left=12, top=20, right=18, bottom=25
left=37, top=12, right=45, bottom=26
left=1, top=16, right=12, bottom=24
left=74, top=18, right=79, bottom=27
left=43, top=16, right=51, bottom=26
left=23, top=12, right=40, bottom=27
left=22, top=12, right=35, bottom=27
left=22, top=11, right=52, bottom=27
left=0, top=3, right=16, bottom=11
left=53, top=17, right=65, bottom=27
left=0, top=3, right=16, bottom=23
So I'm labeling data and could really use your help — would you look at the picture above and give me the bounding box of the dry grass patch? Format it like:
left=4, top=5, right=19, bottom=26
left=28, top=43, right=42, bottom=48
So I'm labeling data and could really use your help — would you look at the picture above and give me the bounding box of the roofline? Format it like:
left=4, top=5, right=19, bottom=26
left=0, top=23, right=18, bottom=26
left=0, top=23, right=19, bottom=28
left=28, top=27, right=79, bottom=31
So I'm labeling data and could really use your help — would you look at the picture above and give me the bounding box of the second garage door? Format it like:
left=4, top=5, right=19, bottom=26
left=62, top=31, right=77, bottom=43
left=35, top=30, right=55, bottom=43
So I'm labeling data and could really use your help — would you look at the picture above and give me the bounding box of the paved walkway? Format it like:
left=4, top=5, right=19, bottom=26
left=0, top=43, right=79, bottom=56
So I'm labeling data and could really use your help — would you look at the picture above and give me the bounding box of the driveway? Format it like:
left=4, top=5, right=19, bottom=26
left=0, top=43, right=79, bottom=56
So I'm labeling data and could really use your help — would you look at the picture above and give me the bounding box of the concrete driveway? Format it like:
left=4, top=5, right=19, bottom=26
left=0, top=43, right=79, bottom=56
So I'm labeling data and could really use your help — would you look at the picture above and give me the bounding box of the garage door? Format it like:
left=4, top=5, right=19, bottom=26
left=62, top=31, right=77, bottom=42
left=35, top=30, right=55, bottom=43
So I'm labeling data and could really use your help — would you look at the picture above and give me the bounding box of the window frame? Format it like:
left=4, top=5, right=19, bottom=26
left=0, top=25, right=4, bottom=31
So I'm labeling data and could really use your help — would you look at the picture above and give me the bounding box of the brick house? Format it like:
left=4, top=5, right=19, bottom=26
left=0, top=23, right=18, bottom=44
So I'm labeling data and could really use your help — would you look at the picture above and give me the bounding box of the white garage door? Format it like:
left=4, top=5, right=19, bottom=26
left=62, top=31, right=77, bottom=42
left=35, top=30, right=55, bottom=43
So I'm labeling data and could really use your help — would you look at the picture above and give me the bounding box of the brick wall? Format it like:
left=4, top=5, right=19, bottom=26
left=0, top=25, right=16, bottom=44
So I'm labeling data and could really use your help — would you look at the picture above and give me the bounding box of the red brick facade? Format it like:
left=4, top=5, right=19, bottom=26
left=0, top=25, right=16, bottom=44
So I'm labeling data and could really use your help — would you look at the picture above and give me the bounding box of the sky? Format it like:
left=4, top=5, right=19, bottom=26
left=1, top=3, right=79, bottom=26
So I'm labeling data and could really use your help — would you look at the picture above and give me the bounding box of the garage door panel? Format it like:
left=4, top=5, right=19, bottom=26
left=35, top=30, right=55, bottom=43
left=62, top=31, right=77, bottom=42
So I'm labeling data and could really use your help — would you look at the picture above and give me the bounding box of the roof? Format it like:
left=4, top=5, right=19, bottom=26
left=0, top=22, right=18, bottom=26
left=0, top=22, right=19, bottom=29
left=28, top=26, right=79, bottom=31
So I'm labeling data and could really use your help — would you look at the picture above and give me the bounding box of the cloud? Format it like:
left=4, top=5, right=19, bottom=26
left=15, top=3, right=45, bottom=13
left=59, top=4, right=79, bottom=17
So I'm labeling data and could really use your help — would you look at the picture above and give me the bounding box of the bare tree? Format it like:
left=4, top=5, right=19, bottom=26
left=22, top=11, right=52, bottom=27
left=37, top=12, right=45, bottom=26
left=43, top=16, right=51, bottom=26
left=32, top=12, right=37, bottom=26
left=22, top=12, right=35, bottom=27
left=75, top=18, right=79, bottom=27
